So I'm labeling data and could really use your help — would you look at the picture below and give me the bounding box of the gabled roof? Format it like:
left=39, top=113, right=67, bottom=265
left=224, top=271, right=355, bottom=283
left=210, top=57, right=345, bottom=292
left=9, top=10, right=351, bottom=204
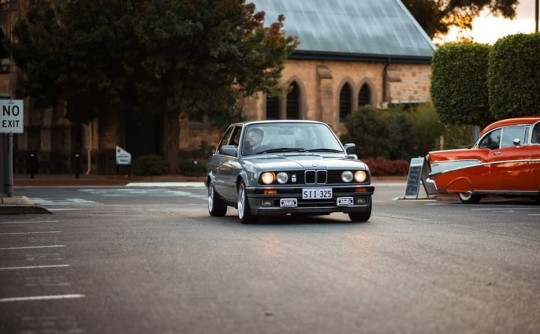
left=251, top=0, right=435, bottom=63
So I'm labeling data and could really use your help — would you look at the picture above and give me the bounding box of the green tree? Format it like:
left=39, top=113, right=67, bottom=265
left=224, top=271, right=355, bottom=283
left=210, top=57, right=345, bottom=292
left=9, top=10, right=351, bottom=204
left=10, top=0, right=297, bottom=171
left=402, top=0, right=518, bottom=39
left=431, top=42, right=492, bottom=126
left=488, top=33, right=540, bottom=119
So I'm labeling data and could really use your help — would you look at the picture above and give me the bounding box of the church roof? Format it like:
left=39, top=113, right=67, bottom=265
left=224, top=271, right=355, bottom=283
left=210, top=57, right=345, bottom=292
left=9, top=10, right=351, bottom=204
left=251, top=0, right=435, bottom=63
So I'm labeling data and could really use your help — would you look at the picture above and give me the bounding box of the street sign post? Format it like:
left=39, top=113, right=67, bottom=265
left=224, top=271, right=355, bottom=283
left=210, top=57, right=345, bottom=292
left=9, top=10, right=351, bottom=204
left=0, top=98, right=24, bottom=197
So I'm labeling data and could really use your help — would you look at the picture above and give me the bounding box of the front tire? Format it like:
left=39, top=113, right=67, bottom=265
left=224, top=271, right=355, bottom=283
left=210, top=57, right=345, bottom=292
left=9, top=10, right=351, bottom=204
left=208, top=182, right=227, bottom=216
left=237, top=182, right=257, bottom=224
left=349, top=203, right=372, bottom=222
left=458, top=191, right=481, bottom=204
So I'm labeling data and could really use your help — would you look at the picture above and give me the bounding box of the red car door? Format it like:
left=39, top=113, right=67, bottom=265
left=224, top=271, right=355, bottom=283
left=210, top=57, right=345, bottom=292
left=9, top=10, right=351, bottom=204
left=488, top=125, right=531, bottom=191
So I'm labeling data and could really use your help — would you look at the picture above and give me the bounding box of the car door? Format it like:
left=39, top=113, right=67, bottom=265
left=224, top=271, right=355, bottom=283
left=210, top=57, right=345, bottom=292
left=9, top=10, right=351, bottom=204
left=488, top=124, right=532, bottom=191
left=213, top=125, right=243, bottom=201
left=529, top=122, right=540, bottom=191
left=212, top=126, right=235, bottom=199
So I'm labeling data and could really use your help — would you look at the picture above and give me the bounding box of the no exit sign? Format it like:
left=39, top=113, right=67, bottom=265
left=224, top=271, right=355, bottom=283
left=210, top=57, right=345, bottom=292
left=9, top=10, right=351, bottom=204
left=0, top=99, right=24, bottom=133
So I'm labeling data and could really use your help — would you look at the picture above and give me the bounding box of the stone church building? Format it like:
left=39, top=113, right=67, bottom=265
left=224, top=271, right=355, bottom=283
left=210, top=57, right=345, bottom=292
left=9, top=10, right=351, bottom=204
left=1, top=0, right=434, bottom=174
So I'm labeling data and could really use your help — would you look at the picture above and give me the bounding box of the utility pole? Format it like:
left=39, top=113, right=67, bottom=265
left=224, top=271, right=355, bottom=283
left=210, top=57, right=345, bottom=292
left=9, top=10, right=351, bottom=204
left=534, top=0, right=538, bottom=33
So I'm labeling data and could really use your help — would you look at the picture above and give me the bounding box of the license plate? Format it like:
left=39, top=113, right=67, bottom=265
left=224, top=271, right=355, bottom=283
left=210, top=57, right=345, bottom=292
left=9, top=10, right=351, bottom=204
left=302, top=188, right=332, bottom=199
left=337, top=197, right=354, bottom=206
left=280, top=198, right=297, bottom=207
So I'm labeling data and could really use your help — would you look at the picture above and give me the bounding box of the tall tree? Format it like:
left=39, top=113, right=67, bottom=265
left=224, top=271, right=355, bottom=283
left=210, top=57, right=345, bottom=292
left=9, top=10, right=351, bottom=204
left=402, top=0, right=518, bottom=39
left=10, top=0, right=297, bottom=171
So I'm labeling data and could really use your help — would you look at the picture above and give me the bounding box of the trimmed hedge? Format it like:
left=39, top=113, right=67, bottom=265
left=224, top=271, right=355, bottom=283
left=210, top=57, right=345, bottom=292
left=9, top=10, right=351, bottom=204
left=132, top=154, right=168, bottom=176
left=364, top=157, right=409, bottom=177
left=431, top=42, right=492, bottom=126
left=489, top=33, right=540, bottom=119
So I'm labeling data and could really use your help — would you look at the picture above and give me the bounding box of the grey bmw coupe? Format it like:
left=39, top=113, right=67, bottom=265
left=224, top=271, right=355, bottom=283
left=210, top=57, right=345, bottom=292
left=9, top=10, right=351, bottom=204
left=205, top=120, right=375, bottom=223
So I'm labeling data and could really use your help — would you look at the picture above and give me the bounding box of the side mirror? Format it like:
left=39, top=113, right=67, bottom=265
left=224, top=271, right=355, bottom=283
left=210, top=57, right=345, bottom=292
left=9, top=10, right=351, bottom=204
left=513, top=138, right=521, bottom=147
left=221, top=145, right=238, bottom=157
left=344, top=143, right=356, bottom=155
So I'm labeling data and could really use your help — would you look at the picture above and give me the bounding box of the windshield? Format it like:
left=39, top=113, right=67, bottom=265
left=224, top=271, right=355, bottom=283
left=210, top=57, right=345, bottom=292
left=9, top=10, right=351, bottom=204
left=241, top=122, right=343, bottom=156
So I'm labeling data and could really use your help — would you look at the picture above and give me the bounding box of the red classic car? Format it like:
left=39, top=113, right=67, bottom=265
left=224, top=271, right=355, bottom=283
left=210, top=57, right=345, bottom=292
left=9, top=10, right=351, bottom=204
left=427, top=117, right=540, bottom=203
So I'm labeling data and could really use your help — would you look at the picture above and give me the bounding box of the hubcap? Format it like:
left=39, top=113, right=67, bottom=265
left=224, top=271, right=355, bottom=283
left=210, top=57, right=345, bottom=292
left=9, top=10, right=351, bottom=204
left=208, top=186, right=214, bottom=211
left=238, top=186, right=245, bottom=219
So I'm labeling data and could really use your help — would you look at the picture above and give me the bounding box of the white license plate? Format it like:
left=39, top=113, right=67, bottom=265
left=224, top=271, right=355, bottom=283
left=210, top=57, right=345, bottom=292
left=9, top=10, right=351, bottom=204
left=337, top=197, right=354, bottom=206
left=302, top=188, right=332, bottom=199
left=280, top=198, right=297, bottom=207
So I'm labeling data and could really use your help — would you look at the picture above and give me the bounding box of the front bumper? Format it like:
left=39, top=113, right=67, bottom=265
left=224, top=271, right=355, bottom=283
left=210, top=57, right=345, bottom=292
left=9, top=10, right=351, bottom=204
left=246, top=185, right=374, bottom=216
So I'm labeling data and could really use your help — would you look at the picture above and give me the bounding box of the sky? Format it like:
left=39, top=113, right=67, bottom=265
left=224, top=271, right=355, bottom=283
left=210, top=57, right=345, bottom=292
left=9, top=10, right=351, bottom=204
left=441, top=0, right=538, bottom=44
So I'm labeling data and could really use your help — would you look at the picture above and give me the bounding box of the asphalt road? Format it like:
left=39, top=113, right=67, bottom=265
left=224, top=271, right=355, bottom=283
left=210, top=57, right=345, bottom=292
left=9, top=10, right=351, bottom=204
left=1, top=183, right=539, bottom=334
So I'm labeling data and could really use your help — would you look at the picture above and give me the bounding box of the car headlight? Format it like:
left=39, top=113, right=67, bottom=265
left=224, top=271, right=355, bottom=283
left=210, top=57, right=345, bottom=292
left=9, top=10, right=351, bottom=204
left=276, top=172, right=289, bottom=184
left=354, top=171, right=367, bottom=182
left=341, top=171, right=353, bottom=182
left=261, top=172, right=275, bottom=184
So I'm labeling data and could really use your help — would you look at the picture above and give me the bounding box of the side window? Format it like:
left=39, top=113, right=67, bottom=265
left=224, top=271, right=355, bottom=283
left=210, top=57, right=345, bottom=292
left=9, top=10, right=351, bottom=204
left=217, top=126, right=234, bottom=154
left=478, top=129, right=501, bottom=150
left=230, top=127, right=242, bottom=147
left=500, top=125, right=526, bottom=148
left=531, top=123, right=540, bottom=144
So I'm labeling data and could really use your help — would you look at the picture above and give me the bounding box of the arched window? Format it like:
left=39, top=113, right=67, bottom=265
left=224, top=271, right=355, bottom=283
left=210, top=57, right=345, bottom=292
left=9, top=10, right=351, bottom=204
left=286, top=82, right=300, bottom=119
left=339, top=83, right=352, bottom=122
left=358, top=83, right=371, bottom=107
left=266, top=95, right=279, bottom=120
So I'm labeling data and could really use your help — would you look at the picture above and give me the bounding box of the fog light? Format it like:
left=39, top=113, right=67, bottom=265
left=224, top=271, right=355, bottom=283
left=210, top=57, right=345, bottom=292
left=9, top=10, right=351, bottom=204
left=355, top=197, right=367, bottom=205
left=261, top=199, right=273, bottom=207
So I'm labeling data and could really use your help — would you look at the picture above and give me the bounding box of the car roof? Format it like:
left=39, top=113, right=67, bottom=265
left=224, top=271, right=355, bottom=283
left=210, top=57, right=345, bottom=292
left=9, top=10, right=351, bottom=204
left=480, top=116, right=540, bottom=136
left=233, top=120, right=328, bottom=127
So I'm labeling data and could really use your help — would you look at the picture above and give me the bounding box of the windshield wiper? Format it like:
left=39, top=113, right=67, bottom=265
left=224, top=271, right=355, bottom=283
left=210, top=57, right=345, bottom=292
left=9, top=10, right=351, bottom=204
left=255, top=147, right=306, bottom=154
left=304, top=148, right=343, bottom=153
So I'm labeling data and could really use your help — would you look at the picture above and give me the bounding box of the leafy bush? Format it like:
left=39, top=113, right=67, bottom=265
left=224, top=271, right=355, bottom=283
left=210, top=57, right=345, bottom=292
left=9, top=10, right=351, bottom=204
left=364, top=157, right=409, bottom=176
left=342, top=104, right=444, bottom=161
left=178, top=159, right=207, bottom=176
left=132, top=154, right=168, bottom=176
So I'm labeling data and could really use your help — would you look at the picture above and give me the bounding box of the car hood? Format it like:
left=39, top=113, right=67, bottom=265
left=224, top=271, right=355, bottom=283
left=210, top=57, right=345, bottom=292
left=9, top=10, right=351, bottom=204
left=244, top=153, right=368, bottom=170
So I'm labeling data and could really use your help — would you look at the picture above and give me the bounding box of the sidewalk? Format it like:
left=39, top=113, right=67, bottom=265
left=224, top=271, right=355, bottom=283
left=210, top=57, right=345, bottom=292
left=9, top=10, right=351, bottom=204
left=1, top=174, right=411, bottom=215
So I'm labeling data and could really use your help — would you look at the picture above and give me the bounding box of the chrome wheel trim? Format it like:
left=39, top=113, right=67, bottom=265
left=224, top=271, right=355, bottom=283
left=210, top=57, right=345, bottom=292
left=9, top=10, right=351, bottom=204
left=238, top=185, right=245, bottom=219
left=459, top=192, right=472, bottom=201
left=208, top=185, right=214, bottom=212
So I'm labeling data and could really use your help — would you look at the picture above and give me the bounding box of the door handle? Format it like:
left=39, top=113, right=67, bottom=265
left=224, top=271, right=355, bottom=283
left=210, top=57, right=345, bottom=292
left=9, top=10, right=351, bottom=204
left=493, top=152, right=502, bottom=156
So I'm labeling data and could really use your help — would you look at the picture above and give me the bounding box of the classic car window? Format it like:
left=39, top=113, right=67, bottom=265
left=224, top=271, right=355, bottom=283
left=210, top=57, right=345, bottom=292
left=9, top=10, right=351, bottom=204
left=531, top=123, right=540, bottom=144
left=242, top=122, right=343, bottom=155
left=478, top=129, right=501, bottom=150
left=217, top=126, right=234, bottom=154
left=500, top=125, right=527, bottom=148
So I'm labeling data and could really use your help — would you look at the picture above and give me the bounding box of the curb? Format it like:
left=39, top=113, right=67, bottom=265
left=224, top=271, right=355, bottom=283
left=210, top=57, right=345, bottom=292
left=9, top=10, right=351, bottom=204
left=0, top=196, right=51, bottom=215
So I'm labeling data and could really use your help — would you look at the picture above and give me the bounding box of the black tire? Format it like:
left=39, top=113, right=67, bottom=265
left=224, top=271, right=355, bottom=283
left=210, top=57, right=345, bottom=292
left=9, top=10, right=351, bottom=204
left=349, top=203, right=372, bottom=222
left=458, top=192, right=481, bottom=204
left=237, top=182, right=257, bottom=224
left=208, top=182, right=227, bottom=216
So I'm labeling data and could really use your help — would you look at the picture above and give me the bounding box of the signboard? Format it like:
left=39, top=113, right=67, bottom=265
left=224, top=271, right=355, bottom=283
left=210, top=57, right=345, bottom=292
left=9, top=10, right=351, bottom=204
left=404, top=157, right=425, bottom=199
left=0, top=99, right=24, bottom=133
left=115, top=146, right=132, bottom=165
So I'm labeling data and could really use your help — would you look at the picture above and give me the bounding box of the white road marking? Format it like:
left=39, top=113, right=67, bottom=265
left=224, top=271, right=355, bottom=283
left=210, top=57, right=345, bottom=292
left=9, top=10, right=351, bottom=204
left=0, top=245, right=65, bottom=250
left=0, top=264, right=69, bottom=270
left=126, top=182, right=205, bottom=188
left=0, top=231, right=61, bottom=235
left=31, top=197, right=98, bottom=206
left=0, top=294, right=85, bottom=303
left=0, top=220, right=60, bottom=225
